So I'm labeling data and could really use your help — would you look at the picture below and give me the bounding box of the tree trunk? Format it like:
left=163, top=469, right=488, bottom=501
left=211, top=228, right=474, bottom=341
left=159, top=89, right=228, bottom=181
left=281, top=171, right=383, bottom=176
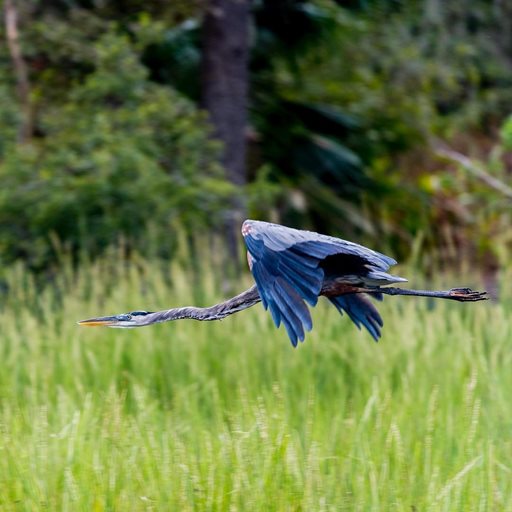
left=4, top=0, right=32, bottom=143
left=201, top=0, right=251, bottom=268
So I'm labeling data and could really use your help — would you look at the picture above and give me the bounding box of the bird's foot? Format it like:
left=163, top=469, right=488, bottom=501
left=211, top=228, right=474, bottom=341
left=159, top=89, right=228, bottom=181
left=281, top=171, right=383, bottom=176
left=448, top=288, right=488, bottom=302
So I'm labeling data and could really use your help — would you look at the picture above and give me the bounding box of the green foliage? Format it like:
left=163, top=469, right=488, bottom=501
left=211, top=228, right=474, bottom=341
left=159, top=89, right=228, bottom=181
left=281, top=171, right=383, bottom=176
left=0, top=85, right=19, bottom=154
left=279, top=1, right=512, bottom=254
left=139, top=3, right=369, bottom=234
left=424, top=116, right=512, bottom=269
left=1, top=0, right=512, bottom=271
left=0, top=30, right=231, bottom=270
left=500, top=115, right=512, bottom=151
left=0, top=253, right=508, bottom=509
left=295, top=2, right=512, bottom=151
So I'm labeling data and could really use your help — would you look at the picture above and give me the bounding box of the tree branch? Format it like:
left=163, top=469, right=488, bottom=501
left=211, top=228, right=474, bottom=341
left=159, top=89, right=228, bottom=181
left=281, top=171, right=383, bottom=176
left=435, top=144, right=512, bottom=200
left=4, top=0, right=32, bottom=143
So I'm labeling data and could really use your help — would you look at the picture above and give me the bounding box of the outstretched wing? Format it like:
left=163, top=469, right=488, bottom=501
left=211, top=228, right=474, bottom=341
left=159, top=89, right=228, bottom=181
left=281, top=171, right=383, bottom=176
left=242, top=219, right=397, bottom=346
left=328, top=294, right=383, bottom=341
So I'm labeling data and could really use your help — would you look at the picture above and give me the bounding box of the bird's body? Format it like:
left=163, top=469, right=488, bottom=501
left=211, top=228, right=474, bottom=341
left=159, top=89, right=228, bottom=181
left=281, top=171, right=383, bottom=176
left=79, top=220, right=487, bottom=346
left=241, top=220, right=407, bottom=344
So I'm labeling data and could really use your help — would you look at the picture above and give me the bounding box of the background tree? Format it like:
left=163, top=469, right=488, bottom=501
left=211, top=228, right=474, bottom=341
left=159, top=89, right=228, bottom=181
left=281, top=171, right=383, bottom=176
left=0, top=0, right=512, bottom=277
left=3, top=0, right=32, bottom=143
left=145, top=0, right=370, bottom=234
left=201, top=0, right=251, bottom=264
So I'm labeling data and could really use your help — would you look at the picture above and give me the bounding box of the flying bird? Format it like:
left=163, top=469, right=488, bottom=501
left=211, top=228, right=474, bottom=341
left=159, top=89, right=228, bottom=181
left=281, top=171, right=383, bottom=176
left=79, top=220, right=487, bottom=346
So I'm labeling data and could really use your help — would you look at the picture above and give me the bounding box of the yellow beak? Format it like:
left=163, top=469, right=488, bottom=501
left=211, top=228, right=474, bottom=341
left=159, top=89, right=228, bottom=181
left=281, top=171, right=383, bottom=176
left=77, top=316, right=117, bottom=327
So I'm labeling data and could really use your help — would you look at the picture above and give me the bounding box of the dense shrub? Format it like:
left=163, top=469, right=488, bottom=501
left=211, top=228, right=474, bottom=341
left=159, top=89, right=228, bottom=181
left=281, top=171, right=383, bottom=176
left=0, top=31, right=232, bottom=270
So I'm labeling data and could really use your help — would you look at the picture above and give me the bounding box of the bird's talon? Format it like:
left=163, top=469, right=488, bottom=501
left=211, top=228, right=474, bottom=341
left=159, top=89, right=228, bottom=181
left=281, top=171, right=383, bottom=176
left=450, top=287, right=472, bottom=293
left=448, top=288, right=488, bottom=301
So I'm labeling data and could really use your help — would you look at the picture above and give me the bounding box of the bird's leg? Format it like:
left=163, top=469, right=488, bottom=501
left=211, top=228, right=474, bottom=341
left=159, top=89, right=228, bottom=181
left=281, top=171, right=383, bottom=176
left=356, top=286, right=488, bottom=302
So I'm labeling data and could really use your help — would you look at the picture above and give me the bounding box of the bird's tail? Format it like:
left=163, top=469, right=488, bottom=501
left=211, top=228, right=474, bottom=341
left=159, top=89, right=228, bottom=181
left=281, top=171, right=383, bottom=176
left=363, top=270, right=408, bottom=286
left=328, top=294, right=383, bottom=341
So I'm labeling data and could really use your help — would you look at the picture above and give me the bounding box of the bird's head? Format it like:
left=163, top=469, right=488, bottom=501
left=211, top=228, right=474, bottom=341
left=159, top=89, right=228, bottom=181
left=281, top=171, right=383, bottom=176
left=78, top=310, right=153, bottom=328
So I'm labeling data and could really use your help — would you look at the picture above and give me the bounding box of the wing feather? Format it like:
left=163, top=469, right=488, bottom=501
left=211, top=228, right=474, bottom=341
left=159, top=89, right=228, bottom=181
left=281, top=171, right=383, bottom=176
left=242, top=219, right=396, bottom=345
left=272, top=278, right=311, bottom=346
left=277, top=252, right=321, bottom=306
left=251, top=263, right=280, bottom=324
left=328, top=294, right=383, bottom=341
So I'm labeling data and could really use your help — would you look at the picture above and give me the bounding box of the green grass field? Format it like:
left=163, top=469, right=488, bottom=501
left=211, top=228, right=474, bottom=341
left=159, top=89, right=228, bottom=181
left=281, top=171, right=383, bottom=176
left=0, top=252, right=510, bottom=511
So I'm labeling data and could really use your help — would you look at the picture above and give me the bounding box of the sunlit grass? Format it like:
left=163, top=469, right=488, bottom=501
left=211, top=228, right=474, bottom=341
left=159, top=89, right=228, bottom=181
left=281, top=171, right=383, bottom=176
left=0, top=250, right=510, bottom=511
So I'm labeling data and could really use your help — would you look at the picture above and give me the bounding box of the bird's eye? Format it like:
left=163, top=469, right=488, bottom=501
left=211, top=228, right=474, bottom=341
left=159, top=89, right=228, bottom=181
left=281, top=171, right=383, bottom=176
left=116, top=314, right=132, bottom=321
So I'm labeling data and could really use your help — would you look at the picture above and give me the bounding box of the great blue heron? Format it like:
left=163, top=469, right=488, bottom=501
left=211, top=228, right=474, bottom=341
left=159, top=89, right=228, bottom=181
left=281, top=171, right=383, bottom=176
left=79, top=220, right=487, bottom=346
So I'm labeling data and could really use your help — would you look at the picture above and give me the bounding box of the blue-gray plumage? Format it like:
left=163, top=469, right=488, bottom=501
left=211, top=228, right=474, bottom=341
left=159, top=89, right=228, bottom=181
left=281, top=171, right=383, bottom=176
left=78, top=220, right=487, bottom=345
left=242, top=220, right=407, bottom=346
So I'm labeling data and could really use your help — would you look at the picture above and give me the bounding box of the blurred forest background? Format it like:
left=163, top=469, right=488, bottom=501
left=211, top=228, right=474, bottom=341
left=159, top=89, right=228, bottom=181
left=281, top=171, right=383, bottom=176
left=2, top=3, right=511, bottom=508
left=2, top=0, right=512, bottom=290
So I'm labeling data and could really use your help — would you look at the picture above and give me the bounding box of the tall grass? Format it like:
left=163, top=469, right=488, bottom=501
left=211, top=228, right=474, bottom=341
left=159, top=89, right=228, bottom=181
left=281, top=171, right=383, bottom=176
left=0, top=249, right=510, bottom=511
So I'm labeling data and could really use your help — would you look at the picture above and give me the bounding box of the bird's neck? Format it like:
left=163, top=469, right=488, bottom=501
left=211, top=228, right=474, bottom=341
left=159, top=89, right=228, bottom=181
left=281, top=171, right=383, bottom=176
left=143, top=278, right=369, bottom=326
left=142, top=285, right=262, bottom=324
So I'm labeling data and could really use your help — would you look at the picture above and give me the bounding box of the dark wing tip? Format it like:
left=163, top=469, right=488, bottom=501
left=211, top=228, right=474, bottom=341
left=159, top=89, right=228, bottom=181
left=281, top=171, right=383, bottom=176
left=329, top=294, right=383, bottom=341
